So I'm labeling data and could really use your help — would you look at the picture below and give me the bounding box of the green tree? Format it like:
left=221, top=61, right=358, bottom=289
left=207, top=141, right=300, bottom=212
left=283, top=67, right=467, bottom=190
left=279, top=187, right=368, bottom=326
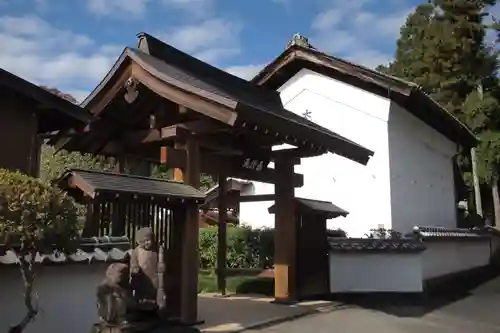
left=39, top=144, right=117, bottom=184
left=0, top=169, right=79, bottom=333
left=151, top=164, right=216, bottom=191
left=380, top=0, right=500, bottom=219
left=381, top=0, right=498, bottom=121
left=376, top=3, right=436, bottom=84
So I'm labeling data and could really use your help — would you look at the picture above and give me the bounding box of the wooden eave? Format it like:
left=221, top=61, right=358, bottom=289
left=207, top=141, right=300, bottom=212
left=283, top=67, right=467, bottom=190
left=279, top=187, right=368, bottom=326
left=58, top=168, right=206, bottom=201
left=56, top=45, right=372, bottom=164
left=0, top=67, right=93, bottom=133
left=268, top=197, right=349, bottom=219
left=252, top=45, right=478, bottom=149
left=80, top=48, right=238, bottom=125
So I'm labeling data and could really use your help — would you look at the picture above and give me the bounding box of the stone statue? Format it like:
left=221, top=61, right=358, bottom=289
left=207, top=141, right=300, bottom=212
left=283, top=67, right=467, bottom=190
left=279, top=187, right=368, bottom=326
left=130, top=227, right=159, bottom=312
left=93, top=263, right=135, bottom=332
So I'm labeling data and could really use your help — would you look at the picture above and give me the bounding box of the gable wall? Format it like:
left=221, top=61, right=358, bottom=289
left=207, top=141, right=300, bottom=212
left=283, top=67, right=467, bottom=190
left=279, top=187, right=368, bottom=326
left=240, top=69, right=392, bottom=237
left=388, top=102, right=458, bottom=233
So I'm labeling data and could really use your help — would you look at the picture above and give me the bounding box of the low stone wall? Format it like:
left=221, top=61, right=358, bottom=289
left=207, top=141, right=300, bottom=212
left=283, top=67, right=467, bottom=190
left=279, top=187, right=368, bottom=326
left=0, top=236, right=131, bottom=333
left=328, top=238, right=425, bottom=293
left=0, top=263, right=106, bottom=333
left=328, top=227, right=493, bottom=294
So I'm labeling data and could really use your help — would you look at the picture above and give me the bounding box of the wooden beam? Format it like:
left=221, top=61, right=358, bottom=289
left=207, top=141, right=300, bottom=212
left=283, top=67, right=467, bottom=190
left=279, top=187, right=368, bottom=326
left=158, top=147, right=304, bottom=186
left=123, top=120, right=229, bottom=146
left=67, top=174, right=96, bottom=198
left=232, top=168, right=303, bottom=187
left=217, top=175, right=228, bottom=295
left=270, top=147, right=326, bottom=161
left=239, top=194, right=275, bottom=202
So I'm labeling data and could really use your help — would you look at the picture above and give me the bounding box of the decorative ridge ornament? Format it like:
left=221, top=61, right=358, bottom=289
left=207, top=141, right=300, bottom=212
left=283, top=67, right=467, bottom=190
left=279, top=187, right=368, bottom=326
left=286, top=33, right=315, bottom=49
left=124, top=77, right=139, bottom=104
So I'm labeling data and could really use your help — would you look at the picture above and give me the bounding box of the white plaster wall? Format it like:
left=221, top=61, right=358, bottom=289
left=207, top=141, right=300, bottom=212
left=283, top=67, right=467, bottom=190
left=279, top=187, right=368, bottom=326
left=422, top=240, right=490, bottom=279
left=388, top=103, right=458, bottom=233
left=328, top=252, right=423, bottom=293
left=0, top=264, right=106, bottom=333
left=239, top=183, right=274, bottom=229
left=240, top=69, right=392, bottom=237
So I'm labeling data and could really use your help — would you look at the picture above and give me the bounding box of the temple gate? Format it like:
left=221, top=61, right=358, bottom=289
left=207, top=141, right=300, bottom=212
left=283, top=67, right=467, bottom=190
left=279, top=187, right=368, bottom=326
left=49, top=32, right=373, bottom=324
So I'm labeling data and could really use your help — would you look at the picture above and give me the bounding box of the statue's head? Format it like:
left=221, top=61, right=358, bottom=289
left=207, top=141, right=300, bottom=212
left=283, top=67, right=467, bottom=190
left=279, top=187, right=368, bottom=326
left=136, top=227, right=155, bottom=250
left=105, top=263, right=129, bottom=287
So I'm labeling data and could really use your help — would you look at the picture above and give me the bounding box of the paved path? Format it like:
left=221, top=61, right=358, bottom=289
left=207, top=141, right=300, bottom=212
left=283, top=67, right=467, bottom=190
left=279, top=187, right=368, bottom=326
left=245, top=276, right=500, bottom=333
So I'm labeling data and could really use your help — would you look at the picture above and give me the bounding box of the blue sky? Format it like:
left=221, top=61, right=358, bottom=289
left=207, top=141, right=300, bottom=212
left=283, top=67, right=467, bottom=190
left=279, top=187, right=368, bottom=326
left=0, top=0, right=492, bottom=102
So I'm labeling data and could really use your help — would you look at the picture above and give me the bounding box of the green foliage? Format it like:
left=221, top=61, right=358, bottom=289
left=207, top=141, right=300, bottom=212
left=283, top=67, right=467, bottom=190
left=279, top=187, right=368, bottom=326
left=380, top=0, right=500, bottom=203
left=151, top=164, right=215, bottom=191
left=39, top=145, right=117, bottom=225
left=476, top=131, right=500, bottom=183
left=151, top=164, right=173, bottom=179
left=0, top=169, right=79, bottom=332
left=0, top=168, right=79, bottom=253
left=365, top=228, right=403, bottom=239
left=39, top=144, right=116, bottom=185
left=197, top=273, right=267, bottom=294
left=199, top=227, right=274, bottom=269
left=381, top=0, right=499, bottom=123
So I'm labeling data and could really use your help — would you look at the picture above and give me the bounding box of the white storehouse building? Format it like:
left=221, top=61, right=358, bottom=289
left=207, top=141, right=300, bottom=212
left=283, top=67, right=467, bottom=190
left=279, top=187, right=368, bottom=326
left=236, top=34, right=476, bottom=238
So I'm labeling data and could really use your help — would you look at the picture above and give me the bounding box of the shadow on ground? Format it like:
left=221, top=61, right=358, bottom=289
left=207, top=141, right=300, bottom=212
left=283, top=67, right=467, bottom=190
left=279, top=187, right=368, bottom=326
left=325, top=266, right=500, bottom=318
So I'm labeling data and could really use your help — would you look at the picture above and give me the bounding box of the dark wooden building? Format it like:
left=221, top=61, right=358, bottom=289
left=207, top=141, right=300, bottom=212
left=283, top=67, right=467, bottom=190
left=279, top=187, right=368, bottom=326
left=0, top=68, right=92, bottom=176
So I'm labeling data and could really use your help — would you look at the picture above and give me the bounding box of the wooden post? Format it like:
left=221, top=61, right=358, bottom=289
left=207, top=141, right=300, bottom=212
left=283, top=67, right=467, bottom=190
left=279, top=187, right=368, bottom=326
left=162, top=144, right=184, bottom=319
left=217, top=175, right=228, bottom=295
left=180, top=137, right=201, bottom=324
left=273, top=157, right=296, bottom=303
left=166, top=207, right=184, bottom=318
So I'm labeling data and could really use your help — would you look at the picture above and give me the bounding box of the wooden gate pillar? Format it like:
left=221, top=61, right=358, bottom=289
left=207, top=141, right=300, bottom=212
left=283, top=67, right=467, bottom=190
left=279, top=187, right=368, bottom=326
left=273, top=157, right=297, bottom=303
left=173, top=138, right=201, bottom=325
left=217, top=175, right=228, bottom=295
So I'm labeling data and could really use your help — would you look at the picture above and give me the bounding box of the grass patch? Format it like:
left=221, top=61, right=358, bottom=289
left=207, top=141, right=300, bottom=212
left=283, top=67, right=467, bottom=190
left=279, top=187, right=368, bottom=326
left=198, top=273, right=274, bottom=296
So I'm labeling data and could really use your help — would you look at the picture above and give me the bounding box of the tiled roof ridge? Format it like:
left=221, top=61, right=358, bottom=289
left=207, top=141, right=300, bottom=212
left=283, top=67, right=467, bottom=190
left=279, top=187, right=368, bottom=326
left=0, top=236, right=132, bottom=265
left=412, top=225, right=490, bottom=238
left=0, top=248, right=132, bottom=265
left=328, top=237, right=426, bottom=253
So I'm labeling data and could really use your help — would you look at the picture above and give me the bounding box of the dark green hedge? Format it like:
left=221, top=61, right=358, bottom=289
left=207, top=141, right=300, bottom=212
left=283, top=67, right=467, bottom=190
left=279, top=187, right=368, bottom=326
left=199, top=226, right=274, bottom=269
left=199, top=226, right=346, bottom=269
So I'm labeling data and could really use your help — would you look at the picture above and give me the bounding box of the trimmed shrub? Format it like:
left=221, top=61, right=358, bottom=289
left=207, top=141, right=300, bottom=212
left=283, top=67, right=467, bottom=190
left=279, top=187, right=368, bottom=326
left=0, top=169, right=79, bottom=333
left=199, top=226, right=274, bottom=269
left=0, top=169, right=79, bottom=252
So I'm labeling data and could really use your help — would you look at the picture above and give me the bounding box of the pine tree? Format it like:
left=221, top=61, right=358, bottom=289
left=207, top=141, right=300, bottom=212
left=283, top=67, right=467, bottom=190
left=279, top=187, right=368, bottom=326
left=379, top=0, right=500, bottom=221
left=376, top=3, right=436, bottom=86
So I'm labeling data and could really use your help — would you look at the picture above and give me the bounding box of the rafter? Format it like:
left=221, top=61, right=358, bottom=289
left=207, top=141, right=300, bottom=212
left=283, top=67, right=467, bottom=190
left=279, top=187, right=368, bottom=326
left=159, top=146, right=303, bottom=186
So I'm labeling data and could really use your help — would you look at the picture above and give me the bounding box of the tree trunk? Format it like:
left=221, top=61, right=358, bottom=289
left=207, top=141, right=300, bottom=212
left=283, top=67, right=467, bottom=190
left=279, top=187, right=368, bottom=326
left=471, top=147, right=483, bottom=216
left=9, top=252, right=38, bottom=333
left=493, top=180, right=500, bottom=227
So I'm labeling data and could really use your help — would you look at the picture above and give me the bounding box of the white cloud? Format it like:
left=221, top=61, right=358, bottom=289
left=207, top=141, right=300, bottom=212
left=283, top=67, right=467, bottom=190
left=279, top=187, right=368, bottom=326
left=271, top=0, right=291, bottom=12
left=87, top=0, right=151, bottom=17
left=309, top=0, right=413, bottom=68
left=225, top=63, right=266, bottom=80
left=311, top=9, right=343, bottom=31
left=0, top=15, right=121, bottom=100
left=161, top=0, right=214, bottom=17
left=158, top=18, right=243, bottom=65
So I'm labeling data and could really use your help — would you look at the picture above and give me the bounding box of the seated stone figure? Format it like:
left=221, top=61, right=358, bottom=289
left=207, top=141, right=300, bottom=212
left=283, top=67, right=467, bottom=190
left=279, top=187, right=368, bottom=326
left=130, top=227, right=159, bottom=313
left=93, top=263, right=135, bottom=332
